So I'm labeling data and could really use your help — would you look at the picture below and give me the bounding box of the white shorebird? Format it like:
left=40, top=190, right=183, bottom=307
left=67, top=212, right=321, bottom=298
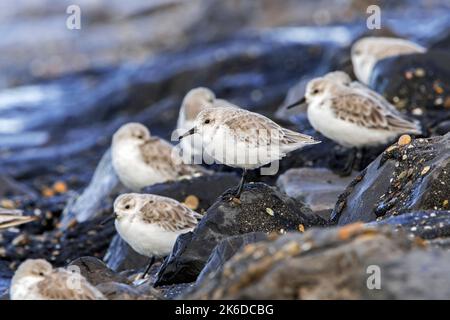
left=113, top=193, right=202, bottom=278
left=111, top=122, right=207, bottom=191
left=351, top=36, right=426, bottom=84
left=286, top=71, right=421, bottom=173
left=179, top=106, right=320, bottom=197
left=10, top=259, right=105, bottom=300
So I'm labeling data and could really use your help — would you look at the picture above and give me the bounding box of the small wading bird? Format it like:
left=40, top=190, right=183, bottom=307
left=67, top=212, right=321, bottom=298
left=351, top=36, right=426, bottom=85
left=113, top=193, right=202, bottom=278
left=111, top=122, right=208, bottom=191
left=0, top=208, right=37, bottom=230
left=286, top=71, right=422, bottom=174
left=179, top=106, right=320, bottom=197
left=10, top=259, right=106, bottom=300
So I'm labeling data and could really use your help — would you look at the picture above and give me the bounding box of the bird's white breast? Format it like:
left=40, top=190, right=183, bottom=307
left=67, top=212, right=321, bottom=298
left=115, top=218, right=182, bottom=257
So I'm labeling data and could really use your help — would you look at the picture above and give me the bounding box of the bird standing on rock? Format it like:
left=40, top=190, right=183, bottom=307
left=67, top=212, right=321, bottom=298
left=113, top=193, right=202, bottom=278
left=179, top=106, right=320, bottom=197
left=286, top=71, right=422, bottom=174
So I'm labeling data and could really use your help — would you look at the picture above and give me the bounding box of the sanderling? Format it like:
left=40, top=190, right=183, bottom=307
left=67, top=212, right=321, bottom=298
left=10, top=259, right=106, bottom=300
left=0, top=208, right=37, bottom=230
left=112, top=122, right=206, bottom=191
left=177, top=87, right=239, bottom=161
left=113, top=193, right=202, bottom=277
left=286, top=72, right=421, bottom=173
left=351, top=36, right=426, bottom=84
left=179, top=106, right=320, bottom=196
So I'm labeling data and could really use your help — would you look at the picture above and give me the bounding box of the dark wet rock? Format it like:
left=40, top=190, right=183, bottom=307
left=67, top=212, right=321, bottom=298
left=155, top=182, right=326, bottom=286
left=277, top=168, right=357, bottom=220
left=143, top=172, right=240, bottom=213
left=332, top=134, right=450, bottom=225
left=103, top=235, right=149, bottom=272
left=371, top=210, right=450, bottom=242
left=4, top=216, right=115, bottom=271
left=68, top=256, right=129, bottom=286
left=0, top=175, right=38, bottom=199
left=195, top=232, right=268, bottom=285
left=370, top=50, right=450, bottom=135
left=186, top=224, right=450, bottom=299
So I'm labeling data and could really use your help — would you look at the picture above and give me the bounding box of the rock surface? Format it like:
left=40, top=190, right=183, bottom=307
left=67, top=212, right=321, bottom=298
left=155, top=183, right=326, bottom=286
left=143, top=173, right=240, bottom=214
left=187, top=224, right=450, bottom=299
left=332, top=134, right=450, bottom=225
left=371, top=210, right=450, bottom=242
left=69, top=256, right=130, bottom=286
left=277, top=167, right=357, bottom=219
left=370, top=50, right=450, bottom=135
left=195, top=232, right=269, bottom=285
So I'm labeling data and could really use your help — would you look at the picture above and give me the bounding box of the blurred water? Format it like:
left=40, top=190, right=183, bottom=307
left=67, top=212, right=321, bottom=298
left=0, top=278, right=9, bottom=297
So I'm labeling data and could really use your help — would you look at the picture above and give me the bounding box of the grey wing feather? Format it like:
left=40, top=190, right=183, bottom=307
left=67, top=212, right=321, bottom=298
left=140, top=138, right=206, bottom=177
left=330, top=93, right=421, bottom=133
left=224, top=110, right=319, bottom=147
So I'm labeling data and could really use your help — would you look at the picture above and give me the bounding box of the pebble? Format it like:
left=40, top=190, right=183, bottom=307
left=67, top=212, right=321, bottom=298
left=265, top=208, right=274, bottom=216
left=53, top=181, right=68, bottom=193
left=398, top=134, right=412, bottom=146
left=183, top=195, right=200, bottom=210
left=421, top=166, right=431, bottom=175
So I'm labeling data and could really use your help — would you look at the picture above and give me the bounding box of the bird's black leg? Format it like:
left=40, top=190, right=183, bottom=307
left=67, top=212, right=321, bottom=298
left=341, top=147, right=357, bottom=176
left=141, top=256, right=155, bottom=279
left=234, top=168, right=247, bottom=198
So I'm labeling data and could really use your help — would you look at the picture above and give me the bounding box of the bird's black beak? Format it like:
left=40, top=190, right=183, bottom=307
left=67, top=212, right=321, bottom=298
left=285, top=96, right=306, bottom=109
left=179, top=127, right=197, bottom=140
left=100, top=214, right=116, bottom=226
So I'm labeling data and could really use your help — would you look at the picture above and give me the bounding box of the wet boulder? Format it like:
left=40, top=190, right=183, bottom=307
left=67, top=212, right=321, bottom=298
left=155, top=182, right=326, bottom=286
left=196, top=232, right=268, bottom=285
left=371, top=210, right=450, bottom=246
left=277, top=168, right=357, bottom=220
left=332, top=133, right=450, bottom=225
left=96, top=282, right=161, bottom=300
left=187, top=224, right=450, bottom=299
left=142, top=172, right=240, bottom=213
left=103, top=234, right=149, bottom=272
left=370, top=50, right=450, bottom=135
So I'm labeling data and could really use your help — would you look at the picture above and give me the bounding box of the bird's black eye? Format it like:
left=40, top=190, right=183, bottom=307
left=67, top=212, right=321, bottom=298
left=313, top=89, right=320, bottom=94
left=125, top=205, right=130, bottom=209
left=204, top=119, right=211, bottom=124
left=39, top=272, right=44, bottom=276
